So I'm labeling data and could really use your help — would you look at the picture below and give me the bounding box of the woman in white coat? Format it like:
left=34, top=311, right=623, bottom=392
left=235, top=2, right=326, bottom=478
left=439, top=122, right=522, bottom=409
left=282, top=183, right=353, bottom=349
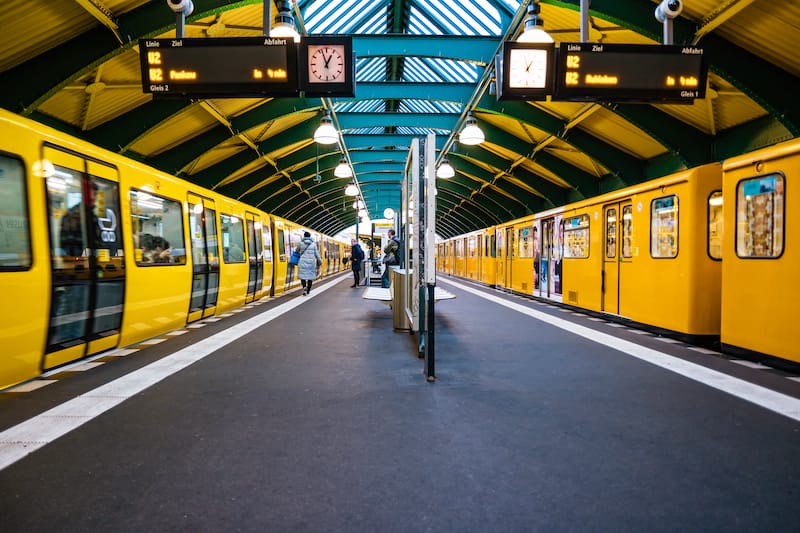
left=294, top=231, right=322, bottom=295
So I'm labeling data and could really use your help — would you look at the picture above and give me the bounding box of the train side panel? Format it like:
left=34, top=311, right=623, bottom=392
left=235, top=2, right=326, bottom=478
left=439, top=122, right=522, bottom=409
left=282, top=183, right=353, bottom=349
left=721, top=138, right=800, bottom=363
left=619, top=164, right=721, bottom=336
left=559, top=164, right=722, bottom=338
left=0, top=118, right=52, bottom=389
left=119, top=168, right=194, bottom=347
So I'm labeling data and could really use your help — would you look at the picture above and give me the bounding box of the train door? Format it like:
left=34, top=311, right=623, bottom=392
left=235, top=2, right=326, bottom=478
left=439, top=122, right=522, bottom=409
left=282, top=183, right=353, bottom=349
left=495, top=228, right=504, bottom=287
left=476, top=236, right=483, bottom=279
left=261, top=218, right=274, bottom=297
left=244, top=212, right=263, bottom=303
left=187, top=194, right=219, bottom=322
left=504, top=227, right=514, bottom=289
left=43, top=146, right=124, bottom=370
left=540, top=218, right=554, bottom=297
left=602, top=201, right=633, bottom=314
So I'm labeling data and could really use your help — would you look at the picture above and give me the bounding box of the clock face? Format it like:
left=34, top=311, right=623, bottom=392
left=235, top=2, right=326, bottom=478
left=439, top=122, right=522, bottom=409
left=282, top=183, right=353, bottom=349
left=308, top=45, right=345, bottom=83
left=508, top=48, right=548, bottom=89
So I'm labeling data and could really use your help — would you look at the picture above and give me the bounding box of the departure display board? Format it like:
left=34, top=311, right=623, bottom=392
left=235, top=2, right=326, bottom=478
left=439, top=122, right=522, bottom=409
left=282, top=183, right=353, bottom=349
left=139, top=37, right=299, bottom=97
left=554, top=43, right=707, bottom=102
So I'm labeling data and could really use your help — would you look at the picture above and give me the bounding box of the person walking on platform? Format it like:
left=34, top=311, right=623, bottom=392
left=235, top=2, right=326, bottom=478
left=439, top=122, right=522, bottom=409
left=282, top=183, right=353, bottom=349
left=295, top=231, right=322, bottom=295
left=349, top=238, right=365, bottom=287
left=381, top=229, right=400, bottom=288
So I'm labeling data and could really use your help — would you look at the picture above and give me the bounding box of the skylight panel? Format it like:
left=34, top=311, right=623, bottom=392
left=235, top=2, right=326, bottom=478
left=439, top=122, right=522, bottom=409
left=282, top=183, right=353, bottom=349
left=356, top=57, right=386, bottom=82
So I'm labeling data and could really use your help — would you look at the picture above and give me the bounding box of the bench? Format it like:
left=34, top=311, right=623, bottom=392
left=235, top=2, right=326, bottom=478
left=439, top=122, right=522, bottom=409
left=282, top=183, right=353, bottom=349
left=361, top=286, right=456, bottom=304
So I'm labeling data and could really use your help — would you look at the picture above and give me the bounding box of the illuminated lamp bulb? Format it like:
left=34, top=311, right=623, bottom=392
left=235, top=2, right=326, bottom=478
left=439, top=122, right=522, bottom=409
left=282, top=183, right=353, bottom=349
left=517, top=1, right=554, bottom=43
left=459, top=112, right=484, bottom=146
left=334, top=157, right=352, bottom=178
left=436, top=158, right=455, bottom=178
left=314, top=113, right=338, bottom=145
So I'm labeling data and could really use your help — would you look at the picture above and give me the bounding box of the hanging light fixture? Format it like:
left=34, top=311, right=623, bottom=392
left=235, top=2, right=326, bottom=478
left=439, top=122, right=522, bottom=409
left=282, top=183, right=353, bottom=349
left=353, top=199, right=365, bottom=209
left=344, top=182, right=359, bottom=196
left=358, top=208, right=368, bottom=218
left=313, top=112, right=338, bottom=145
left=270, top=0, right=300, bottom=42
left=436, top=158, right=455, bottom=178
left=459, top=112, right=485, bottom=146
left=334, top=156, right=352, bottom=178
left=517, top=1, right=554, bottom=43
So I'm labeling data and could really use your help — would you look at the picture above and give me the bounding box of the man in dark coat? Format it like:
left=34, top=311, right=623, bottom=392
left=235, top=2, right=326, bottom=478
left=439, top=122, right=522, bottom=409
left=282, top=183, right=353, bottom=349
left=349, top=238, right=365, bottom=287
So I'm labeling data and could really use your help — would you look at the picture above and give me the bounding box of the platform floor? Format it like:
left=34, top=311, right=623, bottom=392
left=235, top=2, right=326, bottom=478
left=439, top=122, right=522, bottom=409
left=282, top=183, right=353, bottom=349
left=2, top=274, right=800, bottom=531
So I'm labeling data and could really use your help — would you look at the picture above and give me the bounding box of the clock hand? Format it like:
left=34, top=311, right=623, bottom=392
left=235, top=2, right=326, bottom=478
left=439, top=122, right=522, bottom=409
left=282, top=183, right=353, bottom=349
left=323, top=53, right=333, bottom=69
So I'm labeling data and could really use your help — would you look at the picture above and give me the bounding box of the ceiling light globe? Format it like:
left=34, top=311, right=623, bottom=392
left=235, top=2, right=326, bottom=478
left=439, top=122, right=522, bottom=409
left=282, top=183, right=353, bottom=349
left=334, top=158, right=352, bottom=178
left=314, top=115, right=338, bottom=145
left=436, top=159, right=455, bottom=178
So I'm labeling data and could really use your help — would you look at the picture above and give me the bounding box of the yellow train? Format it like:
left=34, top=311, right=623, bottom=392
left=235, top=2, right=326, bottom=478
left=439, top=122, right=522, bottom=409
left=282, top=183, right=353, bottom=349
left=439, top=138, right=800, bottom=368
left=0, top=109, right=347, bottom=390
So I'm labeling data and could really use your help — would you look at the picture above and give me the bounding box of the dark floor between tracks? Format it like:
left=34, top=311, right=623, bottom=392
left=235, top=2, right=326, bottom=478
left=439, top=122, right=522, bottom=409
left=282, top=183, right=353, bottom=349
left=2, top=273, right=800, bottom=532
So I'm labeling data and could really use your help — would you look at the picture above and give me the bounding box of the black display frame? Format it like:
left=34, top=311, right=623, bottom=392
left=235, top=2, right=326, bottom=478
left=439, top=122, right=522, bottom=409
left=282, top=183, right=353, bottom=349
left=298, top=35, right=356, bottom=97
left=496, top=41, right=556, bottom=101
left=139, top=37, right=299, bottom=98
left=553, top=43, right=708, bottom=103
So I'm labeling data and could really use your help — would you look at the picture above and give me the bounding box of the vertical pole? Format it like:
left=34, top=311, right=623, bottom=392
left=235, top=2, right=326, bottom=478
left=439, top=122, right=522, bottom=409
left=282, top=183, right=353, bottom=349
left=264, top=0, right=272, bottom=37
left=176, top=12, right=186, bottom=38
left=580, top=0, right=589, bottom=42
left=663, top=18, right=674, bottom=45
left=422, top=133, right=436, bottom=382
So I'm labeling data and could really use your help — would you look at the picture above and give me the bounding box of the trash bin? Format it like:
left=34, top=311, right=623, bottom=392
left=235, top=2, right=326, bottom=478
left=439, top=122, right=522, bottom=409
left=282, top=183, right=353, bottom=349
left=390, top=267, right=410, bottom=331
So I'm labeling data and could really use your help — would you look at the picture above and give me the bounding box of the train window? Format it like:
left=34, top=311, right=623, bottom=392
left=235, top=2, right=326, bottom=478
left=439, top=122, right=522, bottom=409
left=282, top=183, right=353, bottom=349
left=468, top=237, right=476, bottom=258
left=277, top=230, right=286, bottom=259
left=708, top=191, right=723, bottom=260
left=220, top=213, right=246, bottom=263
left=261, top=225, right=272, bottom=261
left=489, top=234, right=497, bottom=258
left=563, top=215, right=589, bottom=258
left=651, top=195, right=678, bottom=258
left=605, top=208, right=617, bottom=258
left=517, top=227, right=533, bottom=258
left=0, top=154, right=31, bottom=269
left=130, top=190, right=186, bottom=266
left=622, top=206, right=633, bottom=258
left=736, top=174, right=784, bottom=258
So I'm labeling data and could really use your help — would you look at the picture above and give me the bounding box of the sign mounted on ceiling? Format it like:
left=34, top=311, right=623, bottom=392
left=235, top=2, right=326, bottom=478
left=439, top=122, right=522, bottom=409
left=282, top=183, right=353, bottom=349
left=553, top=43, right=708, bottom=102
left=138, top=37, right=299, bottom=98
left=496, top=42, right=707, bottom=103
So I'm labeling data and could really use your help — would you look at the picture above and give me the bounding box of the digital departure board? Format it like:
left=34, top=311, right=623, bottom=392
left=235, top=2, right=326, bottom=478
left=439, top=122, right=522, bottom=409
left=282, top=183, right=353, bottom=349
left=139, top=37, right=299, bottom=98
left=553, top=43, right=707, bottom=102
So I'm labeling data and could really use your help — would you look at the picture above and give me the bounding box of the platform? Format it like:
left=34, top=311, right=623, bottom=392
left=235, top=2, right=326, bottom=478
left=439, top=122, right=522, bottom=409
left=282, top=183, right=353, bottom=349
left=1, top=274, right=799, bottom=531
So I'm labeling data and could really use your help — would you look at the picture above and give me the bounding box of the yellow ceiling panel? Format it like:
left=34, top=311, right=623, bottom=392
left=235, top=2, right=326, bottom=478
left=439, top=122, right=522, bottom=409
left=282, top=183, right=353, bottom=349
left=579, top=107, right=667, bottom=159
left=128, top=104, right=219, bottom=157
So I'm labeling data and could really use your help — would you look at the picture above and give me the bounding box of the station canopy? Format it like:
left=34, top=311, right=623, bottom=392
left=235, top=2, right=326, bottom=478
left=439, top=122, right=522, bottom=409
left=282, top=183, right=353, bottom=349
left=1, top=0, right=798, bottom=238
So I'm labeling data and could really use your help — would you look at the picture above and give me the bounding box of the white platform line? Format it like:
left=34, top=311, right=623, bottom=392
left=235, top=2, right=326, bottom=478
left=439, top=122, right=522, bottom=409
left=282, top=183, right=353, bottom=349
left=0, top=276, right=346, bottom=472
left=165, top=330, right=188, bottom=337
left=688, top=347, right=720, bottom=355
left=1, top=380, right=58, bottom=393
left=441, top=278, right=800, bottom=425
left=731, top=360, right=770, bottom=370
left=138, top=338, right=166, bottom=346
